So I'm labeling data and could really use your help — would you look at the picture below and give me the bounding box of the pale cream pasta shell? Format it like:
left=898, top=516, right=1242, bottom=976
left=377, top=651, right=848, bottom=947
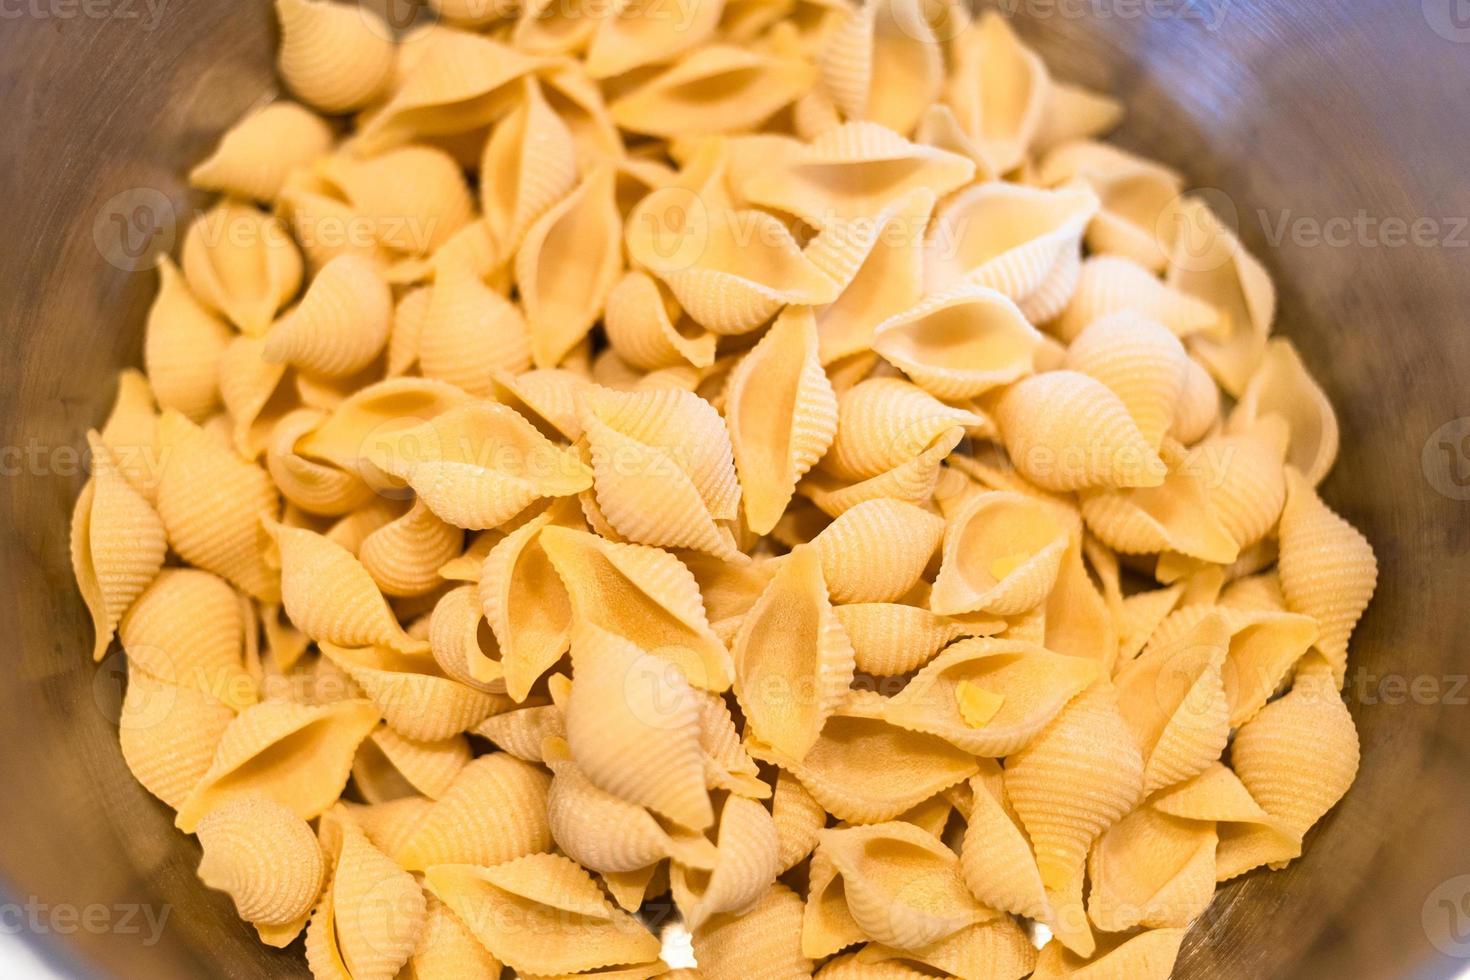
left=267, top=409, right=377, bottom=515
left=943, top=10, right=1049, bottom=176
left=1087, top=804, right=1217, bottom=933
left=292, top=376, right=474, bottom=474
left=1038, top=141, right=1184, bottom=272
left=1079, top=442, right=1238, bottom=565
left=1229, top=337, right=1340, bottom=486
left=1032, top=77, right=1123, bottom=155
left=610, top=45, right=815, bottom=138
left=1063, top=313, right=1188, bottom=449
left=1193, top=416, right=1289, bottom=549
left=417, top=265, right=533, bottom=396
left=672, top=793, right=781, bottom=930
left=835, top=601, right=995, bottom=677
left=174, top=697, right=379, bottom=831
left=1031, top=928, right=1185, bottom=980
left=320, top=643, right=503, bottom=740
left=1168, top=354, right=1222, bottom=445
left=490, top=368, right=590, bottom=442
left=219, top=336, right=292, bottom=460
left=1151, top=762, right=1302, bottom=881
left=812, top=498, right=942, bottom=604
left=403, top=893, right=504, bottom=979
left=604, top=270, right=718, bottom=373
left=481, top=76, right=579, bottom=257
left=395, top=752, right=552, bottom=869
left=825, top=377, right=986, bottom=481
left=959, top=762, right=1048, bottom=922
left=190, top=101, right=333, bottom=203
left=320, top=146, right=474, bottom=254
left=264, top=255, right=392, bottom=378
left=144, top=257, right=233, bottom=423
left=119, top=568, right=257, bottom=709
left=182, top=201, right=303, bottom=336
left=353, top=725, right=470, bottom=801
left=872, top=285, right=1042, bottom=400
left=100, top=369, right=165, bottom=502
left=771, top=768, right=827, bottom=874
left=694, top=689, right=768, bottom=799
left=274, top=0, right=394, bottom=113
left=586, top=0, right=724, bottom=78
left=692, top=882, right=812, bottom=980
left=1052, top=255, right=1219, bottom=343
left=118, top=671, right=237, bottom=811
left=427, top=584, right=507, bottom=691
left=473, top=702, right=565, bottom=763
left=930, top=491, right=1069, bottom=616
left=357, top=498, right=462, bottom=598
left=818, top=0, right=942, bottom=135
left=196, top=794, right=325, bottom=947
left=798, top=425, right=959, bottom=517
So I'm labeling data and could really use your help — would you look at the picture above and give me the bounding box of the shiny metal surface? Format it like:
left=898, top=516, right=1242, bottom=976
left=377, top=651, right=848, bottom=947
left=2, top=2, right=1468, bottom=977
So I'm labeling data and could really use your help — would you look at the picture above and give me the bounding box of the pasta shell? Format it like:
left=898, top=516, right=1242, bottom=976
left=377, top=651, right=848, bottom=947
left=175, top=698, right=380, bottom=831
left=806, top=188, right=933, bottom=365
left=1087, top=804, right=1217, bottom=931
left=320, top=644, right=502, bottom=740
left=219, top=336, right=292, bottom=460
left=725, top=307, right=839, bottom=533
left=1166, top=356, right=1220, bottom=448
left=358, top=499, right=462, bottom=597
left=517, top=164, right=624, bottom=368
left=99, top=369, right=164, bottom=502
left=958, top=763, right=1047, bottom=921
left=196, top=795, right=325, bottom=947
left=353, top=725, right=470, bottom=801
left=1004, top=683, right=1143, bottom=891
left=267, top=409, right=377, bottom=516
left=1165, top=196, right=1276, bottom=395
left=1031, top=928, right=1185, bottom=980
left=626, top=190, right=840, bottom=335
left=564, top=624, right=713, bottom=830
left=990, top=370, right=1165, bottom=492
left=1229, top=337, right=1340, bottom=486
left=931, top=491, right=1068, bottom=616
left=480, top=77, right=579, bottom=258
left=672, top=794, right=781, bottom=929
left=836, top=602, right=996, bottom=677
left=539, top=526, right=734, bottom=691
left=264, top=255, right=392, bottom=378
left=1192, top=417, right=1289, bottom=549
left=772, top=769, right=826, bottom=873
left=190, top=101, right=333, bottom=203
left=812, top=498, right=942, bottom=604
left=694, top=690, right=767, bottom=799
left=490, top=368, right=589, bottom=442
left=418, top=265, right=533, bottom=396
left=744, top=122, right=974, bottom=229
left=819, top=0, right=942, bottom=135
left=826, top=378, right=985, bottom=481
left=816, top=821, right=990, bottom=950
left=1038, top=141, right=1184, bottom=272
left=477, top=499, right=581, bottom=701
left=473, top=702, right=565, bottom=763
left=395, top=752, right=552, bottom=869
left=1151, top=763, right=1301, bottom=881
left=404, top=894, right=504, bottom=979
left=1079, top=440, right=1238, bottom=564
left=424, top=855, right=661, bottom=974
left=144, top=257, right=233, bottom=423
left=944, top=11, right=1048, bottom=176
left=1052, top=255, right=1219, bottom=343
left=274, top=0, right=393, bottom=113
left=427, top=584, right=507, bottom=691
left=732, top=545, right=855, bottom=761
left=156, top=412, right=281, bottom=599
left=871, top=285, right=1042, bottom=400
left=692, top=882, right=812, bottom=980
left=544, top=738, right=717, bottom=874
left=881, top=638, right=1099, bottom=756
left=604, top=271, right=718, bottom=373
left=118, top=671, right=237, bottom=810
left=610, top=45, right=816, bottom=138
left=856, top=917, right=1038, bottom=980
left=305, top=817, right=426, bottom=980
left=183, top=201, right=303, bottom=336
left=119, top=569, right=256, bottom=709
left=580, top=386, right=742, bottom=559
left=587, top=0, right=724, bottom=77
left=293, top=377, right=474, bottom=475
left=1064, top=313, right=1188, bottom=449
left=1277, top=468, right=1376, bottom=683
left=752, top=692, right=978, bottom=824
left=320, top=146, right=474, bottom=254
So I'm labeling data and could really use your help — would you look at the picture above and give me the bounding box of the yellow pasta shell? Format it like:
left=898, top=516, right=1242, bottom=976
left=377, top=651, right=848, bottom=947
left=404, top=893, right=504, bottom=979
left=352, top=725, right=470, bottom=801
left=586, top=0, right=723, bottom=77
left=264, top=254, right=392, bottom=378
left=305, top=817, right=426, bottom=980
left=418, top=265, right=533, bottom=396
left=826, top=378, right=986, bottom=482
left=118, top=671, right=237, bottom=811
left=321, top=146, right=474, bottom=255
left=1087, top=805, right=1216, bottom=932
left=1079, top=441, right=1239, bottom=565
left=190, top=101, right=333, bottom=203
left=836, top=601, right=996, bottom=677
left=482, top=76, right=580, bottom=256
left=771, top=769, right=826, bottom=874
left=1053, top=255, right=1219, bottom=344
left=320, top=643, right=503, bottom=741
left=183, top=201, right=303, bottom=336
left=872, top=285, right=1041, bottom=400
left=427, top=584, right=507, bottom=691
left=196, top=795, right=325, bottom=945
left=395, top=752, right=552, bottom=870
left=358, top=498, right=462, bottom=598
left=672, top=794, right=781, bottom=930
left=958, top=763, right=1048, bottom=922
left=218, top=336, right=292, bottom=460
left=692, top=882, right=812, bottom=980
left=812, top=498, right=942, bottom=604
left=819, top=0, right=942, bottom=135
left=605, top=271, right=718, bottom=373
left=267, top=409, right=377, bottom=515
left=856, top=916, right=1038, bottom=979
left=1038, top=141, right=1184, bottom=272
left=1064, top=313, right=1188, bottom=449
left=1031, top=928, right=1185, bottom=980
left=943, top=11, right=1049, bottom=176
left=99, top=369, right=164, bottom=502
left=1229, top=337, right=1339, bottom=486
left=799, top=426, right=959, bottom=517
left=144, top=257, right=232, bottom=423
left=931, top=491, right=1068, bottom=616
left=611, top=45, right=815, bottom=138
left=275, top=0, right=393, bottom=113
left=119, top=568, right=256, bottom=709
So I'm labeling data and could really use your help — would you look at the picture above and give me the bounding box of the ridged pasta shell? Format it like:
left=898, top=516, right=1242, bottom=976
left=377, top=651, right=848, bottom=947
left=732, top=545, right=854, bottom=762
left=424, top=855, right=662, bottom=974
left=692, top=882, right=811, bottom=979
left=1165, top=196, right=1276, bottom=396
left=156, top=412, right=281, bottom=599
left=1038, top=141, right=1184, bottom=272
left=990, top=370, right=1165, bottom=492
left=293, top=377, right=473, bottom=475
left=219, top=336, right=292, bottom=460
left=752, top=691, right=978, bottom=824
left=799, top=424, right=959, bottom=517
left=872, top=285, right=1042, bottom=400
left=118, top=671, right=237, bottom=810
left=816, top=952, right=933, bottom=978
left=274, top=0, right=393, bottom=113
left=1152, top=763, right=1301, bottom=881
left=1193, top=416, right=1289, bottom=549
left=489, top=368, right=589, bottom=443
left=72, top=433, right=168, bottom=660
left=925, top=183, right=1097, bottom=324
left=958, top=763, right=1048, bottom=922
left=100, top=369, right=164, bottom=502
left=836, top=602, right=996, bottom=677
left=580, top=386, right=743, bottom=559
left=305, top=817, right=426, bottom=980
left=404, top=893, right=504, bottom=979
left=626, top=191, right=840, bottom=335
left=353, top=725, right=470, bottom=801
left=517, top=164, right=623, bottom=368
left=175, top=697, right=379, bottom=831
left=564, top=624, right=713, bottom=830
left=1031, top=927, right=1185, bottom=980
left=473, top=702, right=565, bottom=762
left=587, top=0, right=724, bottom=77
left=812, top=498, right=942, bottom=604
left=816, top=821, right=990, bottom=951
left=544, top=738, right=717, bottom=874
left=1005, top=683, right=1143, bottom=891
left=119, top=569, right=256, bottom=709
left=320, top=643, right=502, bottom=740
left=183, top=201, right=303, bottom=336
left=479, top=77, right=579, bottom=258
left=725, top=307, right=838, bottom=533
left=944, top=11, right=1049, bottom=176
left=144, top=257, right=232, bottom=422
left=386, top=286, right=427, bottom=378
left=539, top=526, right=734, bottom=691
left=818, top=0, right=942, bottom=135
left=1052, top=255, right=1219, bottom=343
left=320, top=146, right=474, bottom=255
left=190, top=101, right=333, bottom=203
left=604, top=271, right=718, bottom=373
left=264, top=255, right=392, bottom=378
left=267, top=409, right=376, bottom=516
left=826, top=378, right=985, bottom=481
left=1033, top=76, right=1123, bottom=155
left=1277, top=468, right=1376, bottom=683
left=1064, top=313, right=1188, bottom=449
left=418, top=265, right=533, bottom=396
left=1168, top=355, right=1222, bottom=445
left=1079, top=440, right=1239, bottom=564
left=395, top=752, right=552, bottom=869
left=270, top=521, right=425, bottom=653
left=427, top=584, right=507, bottom=691
left=772, top=769, right=826, bottom=873
left=881, top=638, right=1099, bottom=756
left=694, top=690, right=767, bottom=800
left=196, top=795, right=325, bottom=946
left=1229, top=337, right=1339, bottom=486
left=358, top=498, right=462, bottom=598
left=856, top=917, right=1038, bottom=980
left=931, top=491, right=1068, bottom=616
left=610, top=45, right=815, bottom=138
left=744, top=122, right=974, bottom=229
left=672, top=794, right=781, bottom=930
left=1086, top=804, right=1216, bottom=932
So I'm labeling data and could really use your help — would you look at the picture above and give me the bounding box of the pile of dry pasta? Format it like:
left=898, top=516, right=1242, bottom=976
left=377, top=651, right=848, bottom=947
left=69, top=0, right=1380, bottom=975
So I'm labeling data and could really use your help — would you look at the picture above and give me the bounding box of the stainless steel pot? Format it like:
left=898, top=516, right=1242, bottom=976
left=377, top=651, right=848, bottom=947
left=2, top=1, right=1469, bottom=976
